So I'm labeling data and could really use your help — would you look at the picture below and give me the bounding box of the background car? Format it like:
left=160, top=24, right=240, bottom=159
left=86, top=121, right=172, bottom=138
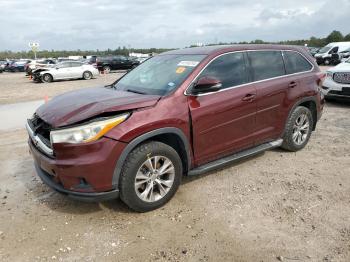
left=321, top=58, right=350, bottom=101
left=32, top=61, right=99, bottom=83
left=307, top=46, right=320, bottom=56
left=91, top=55, right=140, bottom=73
left=26, top=59, right=56, bottom=75
left=8, top=60, right=31, bottom=72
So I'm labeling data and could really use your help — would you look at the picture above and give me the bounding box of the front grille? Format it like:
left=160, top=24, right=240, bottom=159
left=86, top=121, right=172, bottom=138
left=333, top=72, right=350, bottom=84
left=29, top=114, right=52, bottom=149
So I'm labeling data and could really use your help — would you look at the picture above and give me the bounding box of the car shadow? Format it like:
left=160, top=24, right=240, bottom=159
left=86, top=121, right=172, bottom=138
left=325, top=99, right=350, bottom=108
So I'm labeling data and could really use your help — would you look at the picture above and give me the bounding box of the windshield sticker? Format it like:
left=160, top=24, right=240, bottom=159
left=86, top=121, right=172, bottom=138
left=176, top=67, right=186, bottom=74
left=177, top=61, right=200, bottom=67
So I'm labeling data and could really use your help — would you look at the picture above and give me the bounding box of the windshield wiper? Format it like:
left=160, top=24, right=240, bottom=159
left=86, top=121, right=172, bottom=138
left=126, top=88, right=146, bottom=95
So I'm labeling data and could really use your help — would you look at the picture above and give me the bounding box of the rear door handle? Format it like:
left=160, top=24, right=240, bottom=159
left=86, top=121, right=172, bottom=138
left=288, top=81, right=298, bottom=88
left=242, top=93, right=256, bottom=102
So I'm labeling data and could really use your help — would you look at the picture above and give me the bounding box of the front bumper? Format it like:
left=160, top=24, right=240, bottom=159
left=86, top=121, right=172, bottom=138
left=35, top=163, right=119, bottom=202
left=28, top=124, right=127, bottom=201
left=322, top=77, right=350, bottom=100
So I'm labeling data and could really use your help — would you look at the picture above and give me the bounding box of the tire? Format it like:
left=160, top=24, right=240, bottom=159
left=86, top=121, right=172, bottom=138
left=82, top=71, right=92, bottom=80
left=281, top=106, right=313, bottom=152
left=120, top=141, right=182, bottom=212
left=103, top=65, right=111, bottom=74
left=324, top=59, right=330, bottom=65
left=42, top=73, right=53, bottom=83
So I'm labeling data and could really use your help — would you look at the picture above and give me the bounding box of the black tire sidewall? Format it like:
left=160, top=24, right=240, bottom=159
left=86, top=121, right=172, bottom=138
left=83, top=71, right=92, bottom=79
left=42, top=73, right=52, bottom=83
left=120, top=142, right=182, bottom=212
left=103, top=66, right=111, bottom=73
left=282, top=106, right=313, bottom=151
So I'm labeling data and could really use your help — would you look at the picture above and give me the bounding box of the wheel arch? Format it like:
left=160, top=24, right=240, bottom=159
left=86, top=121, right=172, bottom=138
left=112, top=127, right=192, bottom=188
left=284, top=96, right=318, bottom=135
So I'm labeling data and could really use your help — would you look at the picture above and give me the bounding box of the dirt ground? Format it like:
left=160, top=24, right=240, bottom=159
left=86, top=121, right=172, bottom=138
left=0, top=67, right=349, bottom=262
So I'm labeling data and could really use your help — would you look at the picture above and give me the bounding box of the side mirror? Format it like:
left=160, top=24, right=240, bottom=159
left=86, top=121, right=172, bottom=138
left=192, top=76, right=222, bottom=94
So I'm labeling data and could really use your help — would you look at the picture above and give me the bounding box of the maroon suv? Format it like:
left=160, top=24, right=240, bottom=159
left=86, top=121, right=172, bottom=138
left=27, top=45, right=325, bottom=212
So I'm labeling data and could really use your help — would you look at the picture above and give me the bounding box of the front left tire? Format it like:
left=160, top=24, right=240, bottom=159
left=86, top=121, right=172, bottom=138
left=119, top=141, right=182, bottom=212
left=42, top=73, right=53, bottom=83
left=83, top=71, right=92, bottom=80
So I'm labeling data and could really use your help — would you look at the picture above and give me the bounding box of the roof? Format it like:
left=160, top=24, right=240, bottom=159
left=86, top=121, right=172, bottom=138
left=162, top=44, right=308, bottom=56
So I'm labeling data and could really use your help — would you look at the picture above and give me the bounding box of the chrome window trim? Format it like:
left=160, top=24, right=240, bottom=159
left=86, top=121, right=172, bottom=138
left=184, top=49, right=315, bottom=97
left=26, top=121, right=53, bottom=156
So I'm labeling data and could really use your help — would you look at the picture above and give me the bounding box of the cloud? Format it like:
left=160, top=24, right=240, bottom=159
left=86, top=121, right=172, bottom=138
left=0, top=0, right=349, bottom=51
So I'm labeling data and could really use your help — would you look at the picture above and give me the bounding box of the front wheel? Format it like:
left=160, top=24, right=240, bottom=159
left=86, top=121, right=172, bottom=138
left=102, top=65, right=111, bottom=74
left=82, top=71, right=92, bottom=80
left=41, top=73, right=53, bottom=83
left=119, top=141, right=182, bottom=212
left=324, top=59, right=331, bottom=65
left=281, top=106, right=313, bottom=152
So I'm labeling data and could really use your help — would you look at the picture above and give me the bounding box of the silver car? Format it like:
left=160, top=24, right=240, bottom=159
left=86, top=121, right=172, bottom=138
left=35, top=61, right=99, bottom=83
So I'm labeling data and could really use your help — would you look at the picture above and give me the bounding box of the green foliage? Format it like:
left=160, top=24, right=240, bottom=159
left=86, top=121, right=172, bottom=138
left=1, top=30, right=349, bottom=60
left=326, top=30, right=344, bottom=43
left=343, top=33, right=350, bottom=41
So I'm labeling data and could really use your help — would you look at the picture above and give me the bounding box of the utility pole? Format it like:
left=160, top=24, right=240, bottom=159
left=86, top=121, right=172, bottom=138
left=28, top=42, right=40, bottom=60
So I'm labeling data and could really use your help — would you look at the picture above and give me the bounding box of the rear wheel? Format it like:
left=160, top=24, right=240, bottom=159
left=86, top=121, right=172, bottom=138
left=324, top=58, right=331, bottom=65
left=281, top=106, right=313, bottom=152
left=42, top=73, right=53, bottom=83
left=120, top=141, right=182, bottom=212
left=82, top=71, right=92, bottom=80
left=103, top=65, right=111, bottom=74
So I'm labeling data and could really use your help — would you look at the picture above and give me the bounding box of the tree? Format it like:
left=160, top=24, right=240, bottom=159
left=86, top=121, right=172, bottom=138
left=344, top=33, right=350, bottom=41
left=326, top=30, right=344, bottom=43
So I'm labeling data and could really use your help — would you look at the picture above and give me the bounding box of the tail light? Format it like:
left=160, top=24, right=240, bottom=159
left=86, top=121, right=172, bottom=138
left=316, top=72, right=326, bottom=87
left=92, top=63, right=97, bottom=68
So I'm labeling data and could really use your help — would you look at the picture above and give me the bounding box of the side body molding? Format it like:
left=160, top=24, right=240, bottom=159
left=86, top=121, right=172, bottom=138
left=112, top=127, right=192, bottom=187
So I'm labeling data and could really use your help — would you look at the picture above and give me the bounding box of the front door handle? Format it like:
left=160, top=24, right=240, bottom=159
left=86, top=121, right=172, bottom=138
left=242, top=93, right=256, bottom=102
left=288, top=81, right=298, bottom=88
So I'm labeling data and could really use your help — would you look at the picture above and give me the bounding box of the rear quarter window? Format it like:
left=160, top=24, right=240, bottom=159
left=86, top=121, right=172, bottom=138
left=248, top=51, right=285, bottom=81
left=283, top=51, right=313, bottom=74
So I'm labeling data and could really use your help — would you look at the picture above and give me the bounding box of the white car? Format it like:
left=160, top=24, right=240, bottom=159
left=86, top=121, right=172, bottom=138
left=34, top=61, right=99, bottom=83
left=322, top=58, right=350, bottom=100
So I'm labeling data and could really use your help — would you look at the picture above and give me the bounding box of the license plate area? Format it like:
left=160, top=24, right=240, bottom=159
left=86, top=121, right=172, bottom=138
left=342, top=87, right=350, bottom=95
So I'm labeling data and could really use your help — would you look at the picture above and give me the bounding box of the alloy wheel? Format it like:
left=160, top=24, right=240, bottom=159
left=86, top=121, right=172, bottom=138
left=134, top=156, right=175, bottom=202
left=292, top=113, right=310, bottom=145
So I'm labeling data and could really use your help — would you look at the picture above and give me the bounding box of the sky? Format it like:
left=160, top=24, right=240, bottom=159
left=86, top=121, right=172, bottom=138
left=0, top=0, right=349, bottom=51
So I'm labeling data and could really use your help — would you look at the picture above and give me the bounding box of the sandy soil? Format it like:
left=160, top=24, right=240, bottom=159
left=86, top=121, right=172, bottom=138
left=0, top=72, right=123, bottom=104
left=0, top=100, right=349, bottom=261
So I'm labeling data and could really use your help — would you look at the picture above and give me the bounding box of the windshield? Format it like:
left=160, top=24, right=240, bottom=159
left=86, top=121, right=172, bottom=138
left=318, top=46, right=332, bottom=54
left=114, top=54, right=206, bottom=95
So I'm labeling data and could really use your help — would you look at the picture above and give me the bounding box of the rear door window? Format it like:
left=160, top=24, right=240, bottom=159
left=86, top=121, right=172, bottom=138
left=248, top=51, right=285, bottom=81
left=198, top=52, right=248, bottom=89
left=283, top=51, right=313, bottom=74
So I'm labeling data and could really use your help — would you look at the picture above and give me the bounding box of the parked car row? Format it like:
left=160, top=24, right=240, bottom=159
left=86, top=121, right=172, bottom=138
left=0, top=59, right=32, bottom=72
left=314, top=42, right=350, bottom=65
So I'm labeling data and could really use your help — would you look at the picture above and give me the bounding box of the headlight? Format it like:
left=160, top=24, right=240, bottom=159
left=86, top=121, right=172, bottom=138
left=50, top=113, right=129, bottom=144
left=326, top=71, right=333, bottom=78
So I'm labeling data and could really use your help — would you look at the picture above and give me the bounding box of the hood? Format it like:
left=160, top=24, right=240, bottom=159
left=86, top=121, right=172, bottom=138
left=329, top=62, right=350, bottom=73
left=36, top=87, right=161, bottom=127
